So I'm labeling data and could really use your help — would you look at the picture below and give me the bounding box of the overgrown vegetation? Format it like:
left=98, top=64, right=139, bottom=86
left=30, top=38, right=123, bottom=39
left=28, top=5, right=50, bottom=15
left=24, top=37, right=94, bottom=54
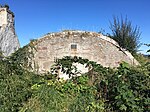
left=0, top=45, right=149, bottom=112
left=109, top=16, right=141, bottom=55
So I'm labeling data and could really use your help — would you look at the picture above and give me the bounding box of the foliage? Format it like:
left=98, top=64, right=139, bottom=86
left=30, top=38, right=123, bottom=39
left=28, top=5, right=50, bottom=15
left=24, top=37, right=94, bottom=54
left=4, top=4, right=9, bottom=9
left=51, top=56, right=89, bottom=78
left=109, top=16, right=141, bottom=54
left=145, top=44, right=150, bottom=53
left=0, top=58, right=42, bottom=112
left=107, top=62, right=150, bottom=111
left=0, top=44, right=40, bottom=112
left=20, top=74, right=105, bottom=112
left=0, top=51, right=4, bottom=59
left=134, top=53, right=150, bottom=65
left=47, top=56, right=150, bottom=111
left=0, top=53, right=149, bottom=112
left=8, top=41, right=36, bottom=71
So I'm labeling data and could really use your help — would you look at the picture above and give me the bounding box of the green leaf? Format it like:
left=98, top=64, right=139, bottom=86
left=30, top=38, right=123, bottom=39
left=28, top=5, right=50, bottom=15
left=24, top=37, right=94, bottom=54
left=119, top=104, right=127, bottom=111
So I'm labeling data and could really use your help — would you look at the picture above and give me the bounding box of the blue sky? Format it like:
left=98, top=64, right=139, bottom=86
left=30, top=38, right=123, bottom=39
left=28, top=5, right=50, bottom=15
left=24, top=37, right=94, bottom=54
left=1, top=0, right=150, bottom=54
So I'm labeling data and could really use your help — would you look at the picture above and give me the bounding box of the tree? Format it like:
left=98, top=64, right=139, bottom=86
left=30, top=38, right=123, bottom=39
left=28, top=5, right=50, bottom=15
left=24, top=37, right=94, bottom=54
left=109, top=16, right=141, bottom=54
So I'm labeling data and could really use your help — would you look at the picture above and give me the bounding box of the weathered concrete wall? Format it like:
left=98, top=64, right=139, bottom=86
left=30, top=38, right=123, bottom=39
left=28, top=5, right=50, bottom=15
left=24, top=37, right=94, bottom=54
left=0, top=6, right=20, bottom=56
left=32, top=30, right=139, bottom=73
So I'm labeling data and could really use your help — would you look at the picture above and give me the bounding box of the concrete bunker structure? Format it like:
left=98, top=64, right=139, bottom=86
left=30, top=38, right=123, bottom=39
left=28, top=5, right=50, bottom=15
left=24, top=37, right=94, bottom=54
left=32, top=30, right=139, bottom=73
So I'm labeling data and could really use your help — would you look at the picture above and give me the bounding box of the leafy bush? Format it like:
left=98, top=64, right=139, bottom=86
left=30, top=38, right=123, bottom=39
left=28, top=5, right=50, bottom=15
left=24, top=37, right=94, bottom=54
left=107, top=62, right=150, bottom=111
left=0, top=59, right=41, bottom=112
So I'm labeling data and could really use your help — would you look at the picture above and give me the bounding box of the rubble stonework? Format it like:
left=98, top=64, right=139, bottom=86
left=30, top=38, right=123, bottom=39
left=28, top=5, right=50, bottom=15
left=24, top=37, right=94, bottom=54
left=32, top=30, right=139, bottom=73
left=0, top=5, right=20, bottom=56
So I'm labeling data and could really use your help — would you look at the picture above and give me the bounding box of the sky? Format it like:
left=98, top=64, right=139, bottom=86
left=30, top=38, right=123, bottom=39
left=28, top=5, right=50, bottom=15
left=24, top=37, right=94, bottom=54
left=0, top=0, right=150, bottom=54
